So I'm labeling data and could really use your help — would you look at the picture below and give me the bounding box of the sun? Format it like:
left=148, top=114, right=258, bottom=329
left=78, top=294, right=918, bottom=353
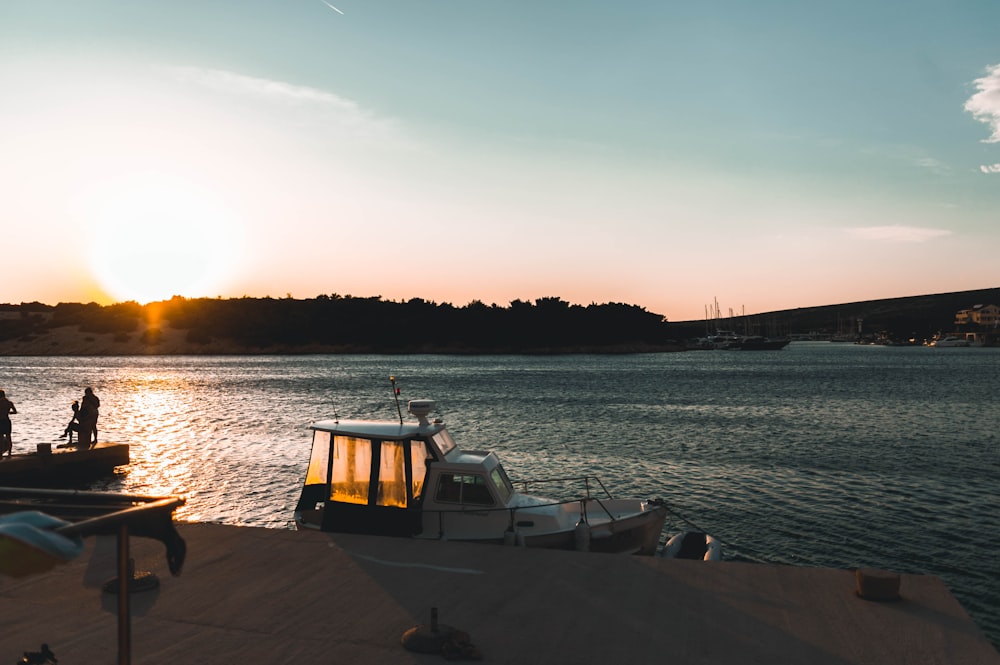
left=86, top=174, right=244, bottom=304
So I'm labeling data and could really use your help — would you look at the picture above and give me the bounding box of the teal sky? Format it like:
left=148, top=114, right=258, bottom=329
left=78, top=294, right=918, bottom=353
left=2, top=1, right=998, bottom=320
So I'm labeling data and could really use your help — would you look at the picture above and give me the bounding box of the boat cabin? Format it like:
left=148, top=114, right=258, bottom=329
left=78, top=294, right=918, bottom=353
left=294, top=400, right=516, bottom=539
left=295, top=398, right=667, bottom=554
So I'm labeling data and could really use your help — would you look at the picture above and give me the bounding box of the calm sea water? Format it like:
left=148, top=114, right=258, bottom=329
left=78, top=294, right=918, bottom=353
left=1, top=343, right=998, bottom=646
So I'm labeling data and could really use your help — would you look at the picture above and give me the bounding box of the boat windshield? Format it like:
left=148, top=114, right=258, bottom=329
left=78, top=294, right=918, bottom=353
left=304, top=431, right=331, bottom=486
left=431, top=429, right=457, bottom=456
left=374, top=439, right=433, bottom=507
left=490, top=465, right=513, bottom=504
left=330, top=436, right=372, bottom=505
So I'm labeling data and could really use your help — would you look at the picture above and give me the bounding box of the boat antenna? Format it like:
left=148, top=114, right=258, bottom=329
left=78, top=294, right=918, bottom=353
left=390, top=375, right=403, bottom=424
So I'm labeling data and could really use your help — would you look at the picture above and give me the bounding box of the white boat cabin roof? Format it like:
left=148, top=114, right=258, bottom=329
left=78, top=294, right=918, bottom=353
left=310, top=398, right=443, bottom=439
left=308, top=399, right=492, bottom=464
left=309, top=418, right=445, bottom=441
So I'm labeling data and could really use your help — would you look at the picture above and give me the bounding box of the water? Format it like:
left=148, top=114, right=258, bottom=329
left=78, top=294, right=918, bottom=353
left=1, top=343, right=998, bottom=647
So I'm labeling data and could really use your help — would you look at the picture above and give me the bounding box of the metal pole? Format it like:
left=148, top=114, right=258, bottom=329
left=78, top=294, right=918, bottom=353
left=390, top=376, right=403, bottom=424
left=117, top=522, right=131, bottom=665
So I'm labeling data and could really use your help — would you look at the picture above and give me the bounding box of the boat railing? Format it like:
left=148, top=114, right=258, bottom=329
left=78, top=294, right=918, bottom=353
left=513, top=475, right=614, bottom=501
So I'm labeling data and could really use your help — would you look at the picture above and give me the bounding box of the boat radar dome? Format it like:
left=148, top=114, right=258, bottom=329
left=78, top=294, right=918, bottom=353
left=407, top=400, right=436, bottom=423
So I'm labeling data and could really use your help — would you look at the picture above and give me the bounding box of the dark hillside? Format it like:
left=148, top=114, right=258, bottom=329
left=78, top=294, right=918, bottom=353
left=665, top=288, right=1000, bottom=343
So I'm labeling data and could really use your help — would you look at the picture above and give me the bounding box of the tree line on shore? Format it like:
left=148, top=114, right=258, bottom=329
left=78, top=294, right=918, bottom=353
left=1, top=287, right=997, bottom=353
left=0, top=296, right=676, bottom=353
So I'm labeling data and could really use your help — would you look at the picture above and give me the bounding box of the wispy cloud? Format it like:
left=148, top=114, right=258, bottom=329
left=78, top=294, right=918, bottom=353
left=165, top=66, right=354, bottom=107
left=981, top=164, right=1000, bottom=174
left=161, top=66, right=397, bottom=142
left=858, top=145, right=951, bottom=175
left=915, top=156, right=951, bottom=175
left=847, top=225, right=952, bottom=243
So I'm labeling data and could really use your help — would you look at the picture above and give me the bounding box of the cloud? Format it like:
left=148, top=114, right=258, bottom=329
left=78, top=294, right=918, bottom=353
left=981, top=164, right=1000, bottom=174
left=160, top=66, right=397, bottom=142
left=847, top=226, right=952, bottom=243
left=915, top=156, right=950, bottom=175
left=965, top=63, right=1000, bottom=142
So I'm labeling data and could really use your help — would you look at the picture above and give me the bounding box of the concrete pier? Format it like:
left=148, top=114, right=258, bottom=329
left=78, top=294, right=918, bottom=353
left=3, top=522, right=998, bottom=664
left=0, top=442, right=129, bottom=485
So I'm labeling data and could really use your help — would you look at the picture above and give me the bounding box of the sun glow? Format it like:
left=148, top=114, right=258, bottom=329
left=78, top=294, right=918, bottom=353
left=84, top=174, right=244, bottom=304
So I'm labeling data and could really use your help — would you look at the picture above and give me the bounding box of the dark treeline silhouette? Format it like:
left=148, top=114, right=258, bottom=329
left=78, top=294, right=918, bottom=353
left=2, top=287, right=998, bottom=353
left=0, top=296, right=675, bottom=353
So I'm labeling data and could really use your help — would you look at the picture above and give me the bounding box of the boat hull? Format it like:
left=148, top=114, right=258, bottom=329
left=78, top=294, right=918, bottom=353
left=738, top=338, right=790, bottom=350
left=520, top=503, right=667, bottom=555
left=295, top=501, right=668, bottom=556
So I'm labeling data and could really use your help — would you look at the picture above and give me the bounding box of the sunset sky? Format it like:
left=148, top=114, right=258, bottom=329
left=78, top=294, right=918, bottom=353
left=2, top=1, right=998, bottom=321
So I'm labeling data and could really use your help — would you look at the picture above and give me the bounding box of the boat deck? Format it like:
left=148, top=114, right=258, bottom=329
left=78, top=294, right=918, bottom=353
left=2, top=522, right=997, bottom=664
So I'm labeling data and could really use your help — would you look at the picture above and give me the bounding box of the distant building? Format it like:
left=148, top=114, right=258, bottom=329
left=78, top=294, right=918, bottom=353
left=954, top=304, right=1000, bottom=327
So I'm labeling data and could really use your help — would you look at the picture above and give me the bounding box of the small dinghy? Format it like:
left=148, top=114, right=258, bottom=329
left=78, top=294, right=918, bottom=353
left=660, top=530, right=721, bottom=561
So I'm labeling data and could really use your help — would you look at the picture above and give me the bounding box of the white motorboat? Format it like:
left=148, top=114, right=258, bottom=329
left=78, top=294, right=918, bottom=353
left=294, top=398, right=667, bottom=555
left=660, top=530, right=722, bottom=561
left=928, top=336, right=969, bottom=347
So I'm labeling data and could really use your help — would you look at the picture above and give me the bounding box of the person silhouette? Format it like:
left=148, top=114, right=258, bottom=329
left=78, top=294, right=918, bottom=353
left=59, top=400, right=80, bottom=444
left=77, top=387, right=100, bottom=448
left=0, top=389, right=17, bottom=457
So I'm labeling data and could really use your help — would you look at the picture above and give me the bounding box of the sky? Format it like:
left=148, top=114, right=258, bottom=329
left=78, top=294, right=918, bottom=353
left=1, top=1, right=998, bottom=322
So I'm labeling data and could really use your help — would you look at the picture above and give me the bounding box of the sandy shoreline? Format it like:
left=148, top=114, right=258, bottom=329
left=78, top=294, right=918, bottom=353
left=2, top=323, right=257, bottom=356
left=2, top=323, right=685, bottom=356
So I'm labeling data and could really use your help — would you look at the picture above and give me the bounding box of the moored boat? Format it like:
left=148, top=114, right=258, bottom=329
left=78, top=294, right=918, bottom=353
left=696, top=331, right=790, bottom=350
left=704, top=330, right=743, bottom=349
left=736, top=335, right=791, bottom=350
left=294, top=398, right=667, bottom=555
left=928, top=336, right=969, bottom=347
left=660, top=530, right=722, bottom=561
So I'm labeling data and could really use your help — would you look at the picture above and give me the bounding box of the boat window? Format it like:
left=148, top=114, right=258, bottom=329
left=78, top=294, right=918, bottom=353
left=329, top=436, right=372, bottom=505
left=431, top=430, right=457, bottom=457
left=304, top=431, right=331, bottom=486
left=435, top=473, right=494, bottom=506
left=375, top=440, right=407, bottom=508
left=410, top=440, right=431, bottom=501
left=490, top=466, right=513, bottom=504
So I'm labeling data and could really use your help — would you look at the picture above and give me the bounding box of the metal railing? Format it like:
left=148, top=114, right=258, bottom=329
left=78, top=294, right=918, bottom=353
left=512, top=474, right=615, bottom=500
left=0, top=487, right=186, bottom=665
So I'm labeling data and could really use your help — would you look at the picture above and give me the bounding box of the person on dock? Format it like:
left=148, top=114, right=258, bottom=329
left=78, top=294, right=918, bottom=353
left=77, top=387, right=100, bottom=448
left=0, top=389, right=16, bottom=457
left=59, top=399, right=81, bottom=444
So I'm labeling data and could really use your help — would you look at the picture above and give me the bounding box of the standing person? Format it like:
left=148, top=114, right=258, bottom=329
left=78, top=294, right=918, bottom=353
left=0, top=389, right=16, bottom=457
left=78, top=387, right=100, bottom=448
